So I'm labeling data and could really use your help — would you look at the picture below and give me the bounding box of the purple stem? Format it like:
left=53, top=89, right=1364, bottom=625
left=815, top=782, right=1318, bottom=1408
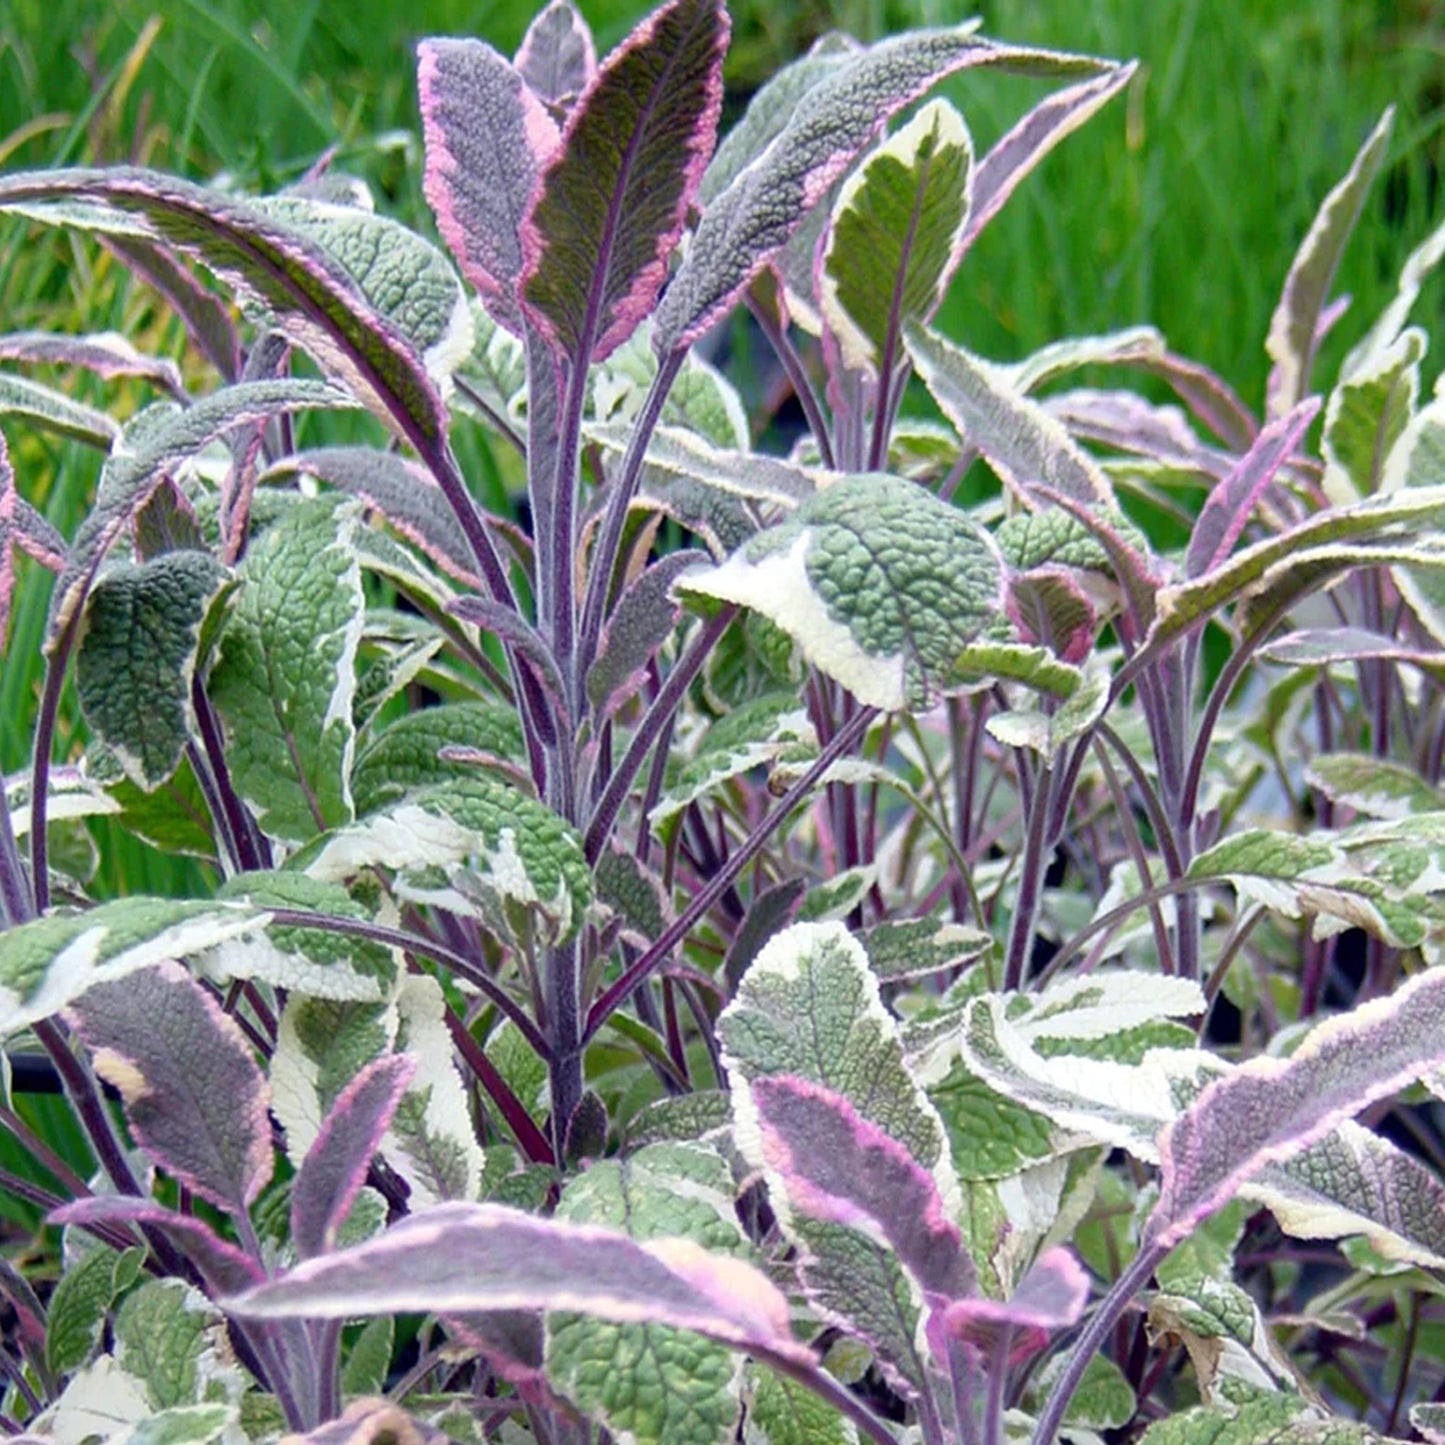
left=583, top=706, right=876, bottom=1041
left=545, top=936, right=583, bottom=1159
left=27, top=606, right=85, bottom=913
left=443, top=1006, right=555, bottom=1166
left=584, top=607, right=738, bottom=861
left=1004, top=763, right=1057, bottom=990
left=0, top=1103, right=95, bottom=1199
left=192, top=679, right=270, bottom=870
left=745, top=293, right=836, bottom=470
left=0, top=764, right=31, bottom=923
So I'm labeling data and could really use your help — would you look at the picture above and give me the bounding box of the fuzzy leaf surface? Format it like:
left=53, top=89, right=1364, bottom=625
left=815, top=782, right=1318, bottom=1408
left=0, top=430, right=66, bottom=644
left=0, top=371, right=118, bottom=447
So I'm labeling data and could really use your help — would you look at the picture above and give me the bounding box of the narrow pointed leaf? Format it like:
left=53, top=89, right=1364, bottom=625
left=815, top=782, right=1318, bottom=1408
left=0, top=898, right=268, bottom=1039
left=516, top=0, right=598, bottom=106
left=208, top=497, right=364, bottom=843
left=293, top=1054, right=415, bottom=1259
left=820, top=99, right=973, bottom=377
left=75, top=552, right=235, bottom=789
left=1265, top=108, right=1393, bottom=417
left=520, top=0, right=728, bottom=363
left=1150, top=965, right=1445, bottom=1247
left=0, top=330, right=185, bottom=395
left=0, top=431, right=66, bottom=644
left=678, top=473, right=1004, bottom=710
left=1343, top=215, right=1445, bottom=378
left=906, top=323, right=1111, bottom=503
left=1186, top=398, right=1319, bottom=579
left=67, top=961, right=273, bottom=1213
left=0, top=372, right=118, bottom=448
left=1259, top=627, right=1445, bottom=686
left=0, top=169, right=448, bottom=441
left=226, top=1201, right=812, bottom=1365
left=1305, top=752, right=1444, bottom=819
left=418, top=38, right=560, bottom=333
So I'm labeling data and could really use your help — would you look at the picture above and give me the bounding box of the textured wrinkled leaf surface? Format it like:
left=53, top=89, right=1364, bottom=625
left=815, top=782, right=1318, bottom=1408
left=679, top=473, right=1002, bottom=709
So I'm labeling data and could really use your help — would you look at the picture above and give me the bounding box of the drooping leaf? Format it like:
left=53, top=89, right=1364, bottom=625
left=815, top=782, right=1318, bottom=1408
left=984, top=668, right=1109, bottom=764
left=418, top=39, right=561, bottom=333
left=0, top=169, right=448, bottom=441
left=0, top=898, right=268, bottom=1039
left=0, top=371, right=120, bottom=448
left=819, top=99, right=973, bottom=378
left=1305, top=753, right=1444, bottom=820
left=516, top=0, right=598, bottom=106
left=298, top=775, right=591, bottom=949
left=520, top=0, right=728, bottom=363
left=949, top=640, right=1084, bottom=698
left=292, top=1054, right=415, bottom=1259
left=1149, top=965, right=1445, bottom=1248
left=67, top=961, right=273, bottom=1214
left=74, top=552, right=235, bottom=789
left=1265, top=107, right=1393, bottom=416
left=657, top=29, right=1110, bottom=352
left=905, top=323, right=1111, bottom=504
left=0, top=329, right=185, bottom=395
left=227, top=1201, right=813, bottom=1366
left=678, top=473, right=1003, bottom=710
left=208, top=497, right=365, bottom=843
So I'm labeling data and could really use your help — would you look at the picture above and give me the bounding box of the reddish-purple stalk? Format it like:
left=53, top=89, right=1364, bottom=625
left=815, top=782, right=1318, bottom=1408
left=443, top=1006, right=556, bottom=1166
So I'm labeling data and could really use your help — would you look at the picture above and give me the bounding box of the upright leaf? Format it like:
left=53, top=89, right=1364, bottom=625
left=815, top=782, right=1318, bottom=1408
left=678, top=473, right=1004, bottom=710
left=515, top=0, right=598, bottom=107
left=519, top=0, right=728, bottom=363
left=819, top=99, right=973, bottom=378
left=208, top=498, right=365, bottom=843
left=67, top=961, right=273, bottom=1214
left=417, top=39, right=560, bottom=333
left=1321, top=327, right=1422, bottom=501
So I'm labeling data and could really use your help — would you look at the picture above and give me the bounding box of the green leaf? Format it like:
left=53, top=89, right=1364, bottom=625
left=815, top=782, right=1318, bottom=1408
left=0, top=898, right=268, bottom=1039
left=1138, top=1391, right=1386, bottom=1445
left=0, top=371, right=119, bottom=447
left=820, top=99, right=973, bottom=377
left=340, top=1315, right=395, bottom=1398
left=46, top=1245, right=145, bottom=1378
left=679, top=473, right=1003, bottom=709
left=985, top=668, right=1109, bottom=763
left=1306, top=753, right=1443, bottom=820
left=1385, top=390, right=1445, bottom=643
left=114, top=1280, right=209, bottom=1409
left=928, top=1065, right=1057, bottom=1181
left=861, top=918, right=992, bottom=982
left=299, top=775, right=591, bottom=951
left=547, top=1144, right=746, bottom=1445
left=1027, top=1352, right=1135, bottom=1433
left=948, top=640, right=1084, bottom=698
left=208, top=497, right=364, bottom=843
left=1321, top=327, right=1422, bottom=501
left=75, top=553, right=235, bottom=789
left=124, top=1403, right=237, bottom=1445
left=85, top=749, right=217, bottom=859
left=743, top=1365, right=859, bottom=1445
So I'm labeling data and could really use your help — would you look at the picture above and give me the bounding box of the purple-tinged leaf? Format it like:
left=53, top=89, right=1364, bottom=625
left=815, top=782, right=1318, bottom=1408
left=905, top=323, right=1112, bottom=505
left=1136, top=350, right=1258, bottom=453
left=961, top=63, right=1134, bottom=256
left=1007, top=566, right=1098, bottom=663
left=1150, top=965, right=1445, bottom=1249
left=0, top=168, right=447, bottom=442
left=516, top=0, right=598, bottom=108
left=417, top=39, right=559, bottom=334
left=934, top=1247, right=1088, bottom=1363
left=47, top=380, right=355, bottom=644
left=292, top=1055, right=415, bottom=1260
left=1265, top=108, right=1393, bottom=418
left=280, top=1397, right=450, bottom=1445
left=1044, top=388, right=1226, bottom=479
left=450, top=594, right=568, bottom=713
left=657, top=30, right=1110, bottom=353
left=0, top=431, right=65, bottom=645
left=519, top=0, right=728, bottom=364
left=264, top=447, right=480, bottom=587
left=226, top=1201, right=814, bottom=1365
left=752, top=1076, right=973, bottom=1301
left=0, top=372, right=119, bottom=449
left=66, top=961, right=273, bottom=1215
left=51, top=1197, right=263, bottom=1297
left=1186, top=398, right=1320, bottom=579
left=586, top=548, right=707, bottom=720
left=1259, top=627, right=1445, bottom=686
left=0, top=331, right=185, bottom=397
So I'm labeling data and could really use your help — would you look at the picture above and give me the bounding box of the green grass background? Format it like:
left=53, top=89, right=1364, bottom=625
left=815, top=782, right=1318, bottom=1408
left=1, top=0, right=1442, bottom=889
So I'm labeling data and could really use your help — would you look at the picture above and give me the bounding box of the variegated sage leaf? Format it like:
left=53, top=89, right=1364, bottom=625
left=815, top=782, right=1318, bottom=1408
left=520, top=0, right=728, bottom=363
left=208, top=498, right=365, bottom=844
left=678, top=473, right=1003, bottom=710
left=0, top=169, right=448, bottom=442
left=0, top=328, right=184, bottom=395
left=0, top=429, right=66, bottom=645
left=1321, top=327, right=1422, bottom=501
left=68, top=961, right=272, bottom=1213
left=820, top=99, right=973, bottom=378
left=45, top=1244, right=145, bottom=1378
left=75, top=552, right=235, bottom=789
left=1138, top=1389, right=1387, bottom=1445
left=743, top=1365, right=858, bottom=1445
left=547, top=1144, right=747, bottom=1445
left=0, top=371, right=119, bottom=448
left=1384, top=390, right=1445, bottom=643
left=299, top=776, right=591, bottom=950
left=516, top=0, right=597, bottom=107
left=113, top=1278, right=218, bottom=1409
left=0, top=897, right=268, bottom=1039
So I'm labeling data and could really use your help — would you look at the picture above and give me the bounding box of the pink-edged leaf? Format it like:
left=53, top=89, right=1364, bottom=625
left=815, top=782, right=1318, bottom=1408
left=418, top=39, right=560, bottom=334
left=51, top=1196, right=264, bottom=1297
left=278, top=1398, right=450, bottom=1445
left=292, top=1054, right=416, bottom=1260
left=1265, top=108, right=1393, bottom=418
left=752, top=1075, right=973, bottom=1302
left=515, top=0, right=598, bottom=108
left=1044, top=388, right=1227, bottom=479
left=1186, top=397, right=1320, bottom=579
left=934, top=1247, right=1088, bottom=1364
left=1150, top=966, right=1445, bottom=1250
left=0, top=430, right=65, bottom=645
left=519, top=0, right=728, bottom=364
left=0, top=331, right=185, bottom=397
left=226, top=1200, right=814, bottom=1364
left=1136, top=350, right=1258, bottom=453
left=586, top=548, right=707, bottom=720
left=1259, top=627, right=1445, bottom=684
left=1006, top=566, right=1098, bottom=663
left=961, top=62, right=1134, bottom=255
left=66, top=961, right=273, bottom=1215
left=657, top=31, right=1110, bottom=354
left=264, top=447, right=480, bottom=586
left=0, top=168, right=446, bottom=443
